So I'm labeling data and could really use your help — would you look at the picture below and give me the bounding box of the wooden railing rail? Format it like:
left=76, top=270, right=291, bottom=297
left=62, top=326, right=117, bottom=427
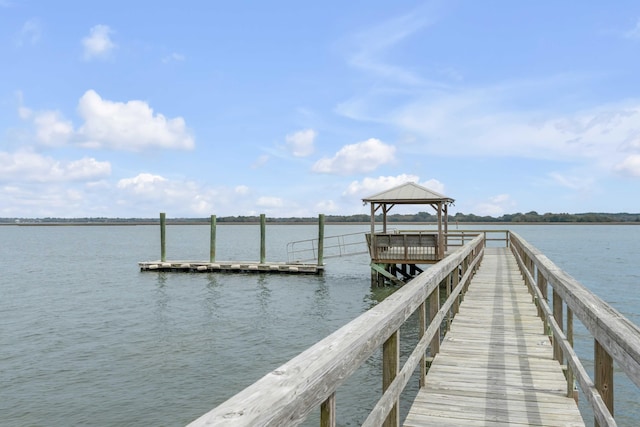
left=445, top=229, right=510, bottom=248
left=510, top=232, right=640, bottom=427
left=187, top=235, right=485, bottom=427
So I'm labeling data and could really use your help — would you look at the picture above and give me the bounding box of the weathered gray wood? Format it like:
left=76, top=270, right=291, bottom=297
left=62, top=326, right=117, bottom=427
left=362, top=247, right=482, bottom=427
left=187, top=236, right=484, bottom=427
left=383, top=331, right=399, bottom=427
left=553, top=289, right=564, bottom=363
left=139, top=260, right=323, bottom=275
left=510, top=235, right=618, bottom=427
left=317, top=214, right=324, bottom=267
left=428, top=284, right=440, bottom=357
left=511, top=233, right=640, bottom=389
left=209, top=215, right=216, bottom=263
left=405, top=248, right=585, bottom=427
left=260, top=213, right=266, bottom=264
left=160, top=212, right=166, bottom=262
left=595, top=339, right=614, bottom=427
left=418, top=301, right=426, bottom=388
left=320, top=392, right=335, bottom=427
left=567, top=307, right=575, bottom=400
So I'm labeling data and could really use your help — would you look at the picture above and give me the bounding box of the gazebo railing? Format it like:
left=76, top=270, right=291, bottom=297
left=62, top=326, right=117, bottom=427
left=366, top=232, right=440, bottom=263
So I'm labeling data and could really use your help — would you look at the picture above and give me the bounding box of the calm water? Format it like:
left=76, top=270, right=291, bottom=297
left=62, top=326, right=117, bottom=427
left=1, top=224, right=638, bottom=426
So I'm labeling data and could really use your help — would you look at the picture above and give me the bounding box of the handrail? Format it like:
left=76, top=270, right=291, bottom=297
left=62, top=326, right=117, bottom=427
left=286, top=231, right=375, bottom=262
left=286, top=229, right=510, bottom=262
left=187, top=235, right=485, bottom=427
left=445, top=229, right=510, bottom=248
left=510, top=232, right=640, bottom=427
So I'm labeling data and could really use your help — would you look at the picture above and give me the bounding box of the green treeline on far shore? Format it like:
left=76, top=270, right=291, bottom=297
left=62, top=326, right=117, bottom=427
left=2, top=211, right=640, bottom=224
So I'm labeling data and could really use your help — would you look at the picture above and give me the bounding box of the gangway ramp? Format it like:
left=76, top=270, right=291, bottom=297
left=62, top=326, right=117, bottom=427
left=286, top=230, right=369, bottom=263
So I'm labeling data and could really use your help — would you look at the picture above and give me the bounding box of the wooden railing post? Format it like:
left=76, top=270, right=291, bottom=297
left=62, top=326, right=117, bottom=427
left=538, top=275, right=548, bottom=334
left=383, top=331, right=399, bottom=427
left=567, top=307, right=576, bottom=401
left=553, top=289, right=564, bottom=363
left=536, top=273, right=546, bottom=319
left=595, top=339, right=613, bottom=427
left=451, top=267, right=460, bottom=324
left=419, top=301, right=427, bottom=388
left=429, top=286, right=440, bottom=358
left=320, top=392, right=336, bottom=427
left=445, top=277, right=452, bottom=332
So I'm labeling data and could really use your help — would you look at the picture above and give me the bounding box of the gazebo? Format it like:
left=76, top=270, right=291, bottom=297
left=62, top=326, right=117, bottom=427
left=362, top=182, right=455, bottom=285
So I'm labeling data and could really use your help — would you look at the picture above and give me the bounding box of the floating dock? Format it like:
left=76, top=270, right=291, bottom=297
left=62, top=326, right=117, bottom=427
left=138, top=260, right=323, bottom=274
left=139, top=213, right=326, bottom=275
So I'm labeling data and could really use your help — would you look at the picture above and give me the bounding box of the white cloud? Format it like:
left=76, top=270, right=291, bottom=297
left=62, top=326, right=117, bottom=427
left=285, top=129, right=316, bottom=157
left=256, top=196, right=283, bottom=208
left=385, top=84, right=640, bottom=176
left=312, top=138, right=395, bottom=174
left=548, top=172, right=594, bottom=191
left=347, top=6, right=439, bottom=86
left=315, top=199, right=339, bottom=213
left=77, top=90, right=194, bottom=151
left=117, top=173, right=214, bottom=215
left=34, top=111, right=74, bottom=146
left=82, top=25, right=116, bottom=60
left=0, top=150, right=111, bottom=182
left=614, top=155, right=640, bottom=177
left=16, top=18, right=41, bottom=46
left=235, top=185, right=250, bottom=195
left=472, top=194, right=516, bottom=217
left=17, top=90, right=193, bottom=151
left=343, top=174, right=445, bottom=197
left=117, top=173, right=167, bottom=193
left=115, top=173, right=256, bottom=216
left=252, top=154, right=270, bottom=168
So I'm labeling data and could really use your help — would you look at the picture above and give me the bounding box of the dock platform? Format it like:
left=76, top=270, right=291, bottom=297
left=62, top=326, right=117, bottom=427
left=404, top=247, right=585, bottom=427
left=138, top=260, right=324, bottom=274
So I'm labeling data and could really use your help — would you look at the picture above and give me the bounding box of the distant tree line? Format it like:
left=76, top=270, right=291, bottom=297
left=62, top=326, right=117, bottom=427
left=2, top=211, right=640, bottom=224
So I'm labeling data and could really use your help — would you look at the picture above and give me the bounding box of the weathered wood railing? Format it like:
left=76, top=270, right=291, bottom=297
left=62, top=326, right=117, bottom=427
left=445, top=229, right=510, bottom=248
left=187, top=235, right=484, bottom=427
left=510, top=232, right=640, bottom=427
left=366, top=232, right=440, bottom=263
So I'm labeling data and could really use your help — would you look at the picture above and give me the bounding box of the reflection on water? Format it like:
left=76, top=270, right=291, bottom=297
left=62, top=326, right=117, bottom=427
left=201, top=274, right=220, bottom=317
left=312, top=277, right=332, bottom=320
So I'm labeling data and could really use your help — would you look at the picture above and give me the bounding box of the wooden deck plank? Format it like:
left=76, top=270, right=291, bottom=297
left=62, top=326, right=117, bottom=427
left=404, top=247, right=585, bottom=427
left=138, top=260, right=323, bottom=274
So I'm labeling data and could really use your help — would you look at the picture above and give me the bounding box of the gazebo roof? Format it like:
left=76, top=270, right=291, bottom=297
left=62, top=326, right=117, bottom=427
left=362, top=182, right=454, bottom=205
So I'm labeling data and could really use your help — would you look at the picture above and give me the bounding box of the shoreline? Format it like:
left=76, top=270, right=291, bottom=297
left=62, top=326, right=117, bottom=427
left=2, top=221, right=640, bottom=226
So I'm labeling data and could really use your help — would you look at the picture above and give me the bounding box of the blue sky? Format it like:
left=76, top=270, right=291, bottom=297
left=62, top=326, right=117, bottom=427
left=2, top=1, right=640, bottom=218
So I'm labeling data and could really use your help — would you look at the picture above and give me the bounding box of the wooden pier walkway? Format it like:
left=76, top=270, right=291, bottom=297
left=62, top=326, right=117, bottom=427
left=404, top=247, right=584, bottom=427
left=188, top=232, right=640, bottom=427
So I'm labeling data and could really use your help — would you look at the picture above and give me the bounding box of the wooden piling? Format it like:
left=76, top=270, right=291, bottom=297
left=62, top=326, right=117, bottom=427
left=210, top=215, right=216, bottom=263
left=260, top=214, right=266, bottom=264
left=317, top=214, right=325, bottom=267
left=160, top=212, right=166, bottom=262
